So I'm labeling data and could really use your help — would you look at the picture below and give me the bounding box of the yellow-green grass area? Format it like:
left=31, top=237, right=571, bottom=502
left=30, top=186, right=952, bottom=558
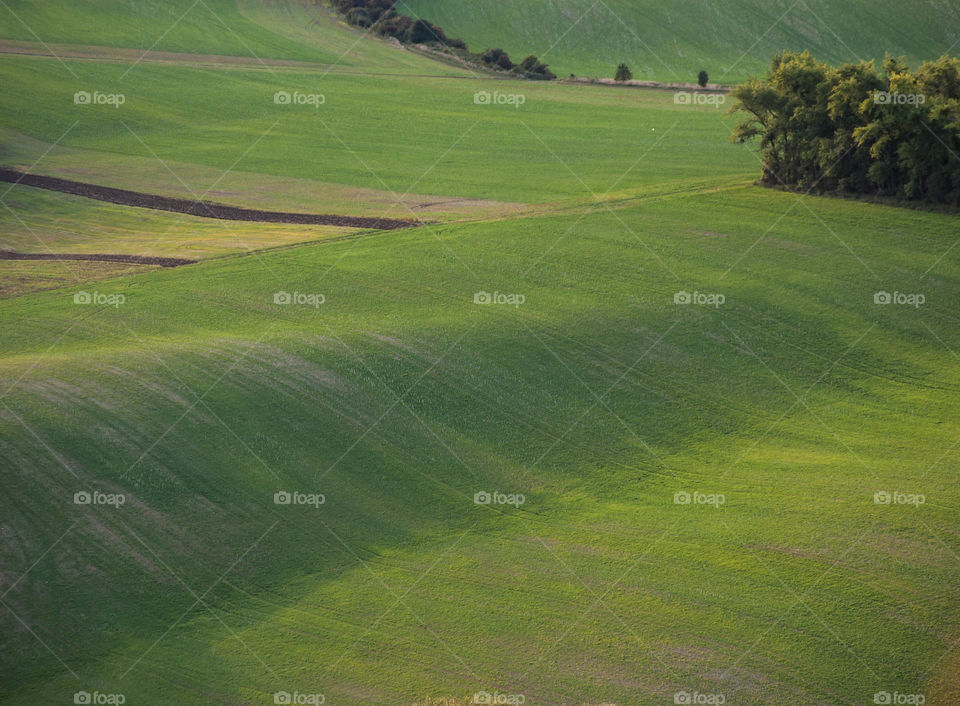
left=1, top=1, right=959, bottom=704
left=0, top=259, right=157, bottom=298
left=0, top=186, right=366, bottom=260
left=1, top=184, right=958, bottom=704
left=0, top=130, right=532, bottom=223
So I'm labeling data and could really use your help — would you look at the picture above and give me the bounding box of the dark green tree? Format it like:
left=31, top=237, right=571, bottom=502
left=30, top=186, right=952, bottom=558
left=730, top=51, right=960, bottom=206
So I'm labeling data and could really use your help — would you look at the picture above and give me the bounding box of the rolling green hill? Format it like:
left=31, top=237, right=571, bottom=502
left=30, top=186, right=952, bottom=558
left=1, top=1, right=959, bottom=704
left=0, top=0, right=336, bottom=61
left=402, top=0, right=960, bottom=83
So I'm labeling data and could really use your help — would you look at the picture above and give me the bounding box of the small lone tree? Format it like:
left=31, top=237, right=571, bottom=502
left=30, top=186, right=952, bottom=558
left=615, top=63, right=633, bottom=82
left=698, top=69, right=709, bottom=87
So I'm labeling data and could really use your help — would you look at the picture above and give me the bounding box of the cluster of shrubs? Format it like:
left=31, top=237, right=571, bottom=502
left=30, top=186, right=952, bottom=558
left=479, top=48, right=555, bottom=79
left=331, top=0, right=465, bottom=46
left=731, top=51, right=960, bottom=207
left=330, top=0, right=554, bottom=79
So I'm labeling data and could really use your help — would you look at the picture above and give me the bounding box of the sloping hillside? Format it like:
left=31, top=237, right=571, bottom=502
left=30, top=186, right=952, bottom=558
left=1, top=1, right=959, bottom=704
left=402, top=0, right=960, bottom=82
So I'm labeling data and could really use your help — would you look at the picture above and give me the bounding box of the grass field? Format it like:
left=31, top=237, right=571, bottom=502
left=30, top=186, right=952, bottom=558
left=401, top=0, right=960, bottom=83
left=1, top=2, right=958, bottom=705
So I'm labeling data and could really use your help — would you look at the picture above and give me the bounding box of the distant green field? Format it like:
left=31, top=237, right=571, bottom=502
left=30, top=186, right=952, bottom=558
left=0, top=0, right=336, bottom=61
left=0, top=54, right=756, bottom=203
left=403, top=0, right=960, bottom=82
left=1, top=2, right=958, bottom=705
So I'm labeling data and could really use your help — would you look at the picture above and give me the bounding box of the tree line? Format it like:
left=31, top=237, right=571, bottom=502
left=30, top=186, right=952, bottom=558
left=329, top=0, right=555, bottom=79
left=731, top=51, right=960, bottom=207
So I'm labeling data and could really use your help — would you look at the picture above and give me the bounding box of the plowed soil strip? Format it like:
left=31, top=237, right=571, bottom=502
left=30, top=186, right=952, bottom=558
left=0, top=168, right=419, bottom=230
left=0, top=250, right=195, bottom=267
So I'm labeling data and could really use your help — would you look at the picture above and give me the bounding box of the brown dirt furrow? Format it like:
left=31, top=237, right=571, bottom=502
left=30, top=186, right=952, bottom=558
left=0, top=250, right=195, bottom=268
left=0, top=168, right=420, bottom=230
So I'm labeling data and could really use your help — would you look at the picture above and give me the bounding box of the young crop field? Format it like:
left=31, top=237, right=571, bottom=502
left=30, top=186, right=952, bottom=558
left=1, top=1, right=958, bottom=705
left=401, top=0, right=960, bottom=84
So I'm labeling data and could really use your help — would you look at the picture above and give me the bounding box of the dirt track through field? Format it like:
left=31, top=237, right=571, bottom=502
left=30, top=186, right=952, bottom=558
left=0, top=168, right=420, bottom=230
left=0, top=250, right=195, bottom=267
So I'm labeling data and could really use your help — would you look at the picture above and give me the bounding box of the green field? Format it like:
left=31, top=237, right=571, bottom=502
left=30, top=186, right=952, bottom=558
left=1, top=2, right=958, bottom=705
left=403, top=0, right=960, bottom=83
